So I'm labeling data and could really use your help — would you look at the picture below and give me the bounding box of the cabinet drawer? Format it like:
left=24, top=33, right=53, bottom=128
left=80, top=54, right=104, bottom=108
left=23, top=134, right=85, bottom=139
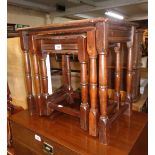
left=13, top=139, right=36, bottom=155
left=11, top=122, right=77, bottom=155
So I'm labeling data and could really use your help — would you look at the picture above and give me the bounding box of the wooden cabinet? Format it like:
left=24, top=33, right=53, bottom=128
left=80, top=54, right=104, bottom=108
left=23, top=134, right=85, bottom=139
left=12, top=122, right=75, bottom=155
left=11, top=110, right=147, bottom=155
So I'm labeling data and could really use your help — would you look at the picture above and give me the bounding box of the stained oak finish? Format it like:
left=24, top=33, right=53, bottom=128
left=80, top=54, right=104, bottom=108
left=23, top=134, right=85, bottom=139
left=125, top=26, right=135, bottom=116
left=96, top=22, right=110, bottom=144
left=18, top=17, right=138, bottom=144
left=114, top=43, right=121, bottom=109
left=7, top=83, right=24, bottom=155
left=78, top=36, right=89, bottom=130
left=11, top=110, right=147, bottom=155
left=19, top=31, right=36, bottom=115
left=87, top=30, right=98, bottom=136
left=7, top=84, right=24, bottom=147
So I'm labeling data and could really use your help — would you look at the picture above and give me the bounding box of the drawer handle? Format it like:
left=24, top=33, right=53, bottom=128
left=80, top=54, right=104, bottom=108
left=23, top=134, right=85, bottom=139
left=43, top=142, right=54, bottom=155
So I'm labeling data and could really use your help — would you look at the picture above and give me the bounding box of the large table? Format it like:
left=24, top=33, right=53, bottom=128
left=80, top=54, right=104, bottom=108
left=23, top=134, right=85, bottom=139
left=17, top=18, right=138, bottom=144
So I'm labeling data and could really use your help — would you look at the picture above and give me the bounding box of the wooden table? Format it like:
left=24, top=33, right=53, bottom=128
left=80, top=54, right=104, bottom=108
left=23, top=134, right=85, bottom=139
left=17, top=18, right=139, bottom=144
left=10, top=110, right=147, bottom=155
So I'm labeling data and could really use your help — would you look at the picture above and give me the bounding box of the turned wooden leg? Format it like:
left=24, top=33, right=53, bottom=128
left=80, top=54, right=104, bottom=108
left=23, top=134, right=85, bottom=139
left=98, top=52, right=110, bottom=145
left=89, top=58, right=98, bottom=136
left=78, top=36, right=89, bottom=131
left=24, top=51, right=36, bottom=114
left=62, top=54, right=68, bottom=86
left=96, top=22, right=109, bottom=144
left=62, top=55, right=72, bottom=91
left=80, top=62, right=89, bottom=130
left=19, top=31, right=35, bottom=115
left=32, top=53, right=43, bottom=115
left=126, top=43, right=133, bottom=115
left=87, top=30, right=98, bottom=136
left=62, top=54, right=74, bottom=104
left=66, top=55, right=72, bottom=91
left=125, top=26, right=135, bottom=116
left=39, top=54, right=48, bottom=115
left=114, top=43, right=121, bottom=110
left=30, top=36, right=44, bottom=115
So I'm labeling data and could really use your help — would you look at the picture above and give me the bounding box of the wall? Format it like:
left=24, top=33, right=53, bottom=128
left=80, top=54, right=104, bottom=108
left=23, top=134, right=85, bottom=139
left=7, top=5, right=73, bottom=26
left=52, top=17, right=73, bottom=23
left=8, top=5, right=46, bottom=26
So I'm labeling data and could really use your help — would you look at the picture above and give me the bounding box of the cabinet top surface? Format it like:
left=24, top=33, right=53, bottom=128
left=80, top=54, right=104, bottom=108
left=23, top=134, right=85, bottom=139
left=10, top=110, right=147, bottom=155
left=17, top=17, right=137, bottom=32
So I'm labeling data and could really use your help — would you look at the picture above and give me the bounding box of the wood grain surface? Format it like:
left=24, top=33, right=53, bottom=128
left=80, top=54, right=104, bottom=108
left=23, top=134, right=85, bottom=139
left=11, top=110, right=147, bottom=155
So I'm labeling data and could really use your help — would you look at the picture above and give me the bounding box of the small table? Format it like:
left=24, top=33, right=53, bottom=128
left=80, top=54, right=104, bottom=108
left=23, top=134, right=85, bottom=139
left=17, top=18, right=138, bottom=144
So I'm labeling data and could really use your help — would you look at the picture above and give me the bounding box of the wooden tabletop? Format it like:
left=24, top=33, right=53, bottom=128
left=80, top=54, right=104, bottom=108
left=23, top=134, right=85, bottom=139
left=10, top=110, right=147, bottom=155
left=17, top=17, right=138, bottom=32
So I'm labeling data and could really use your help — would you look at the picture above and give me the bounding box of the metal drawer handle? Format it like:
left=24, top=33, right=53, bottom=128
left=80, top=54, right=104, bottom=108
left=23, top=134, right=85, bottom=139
left=43, top=142, right=54, bottom=155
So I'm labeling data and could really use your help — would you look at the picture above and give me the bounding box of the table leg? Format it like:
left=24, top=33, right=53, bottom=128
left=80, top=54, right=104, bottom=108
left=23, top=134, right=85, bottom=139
left=19, top=31, right=35, bottom=115
left=114, top=43, right=121, bottom=110
left=87, top=30, right=98, bottom=136
left=78, top=36, right=89, bottom=130
left=96, top=22, right=110, bottom=144
left=125, top=26, right=135, bottom=116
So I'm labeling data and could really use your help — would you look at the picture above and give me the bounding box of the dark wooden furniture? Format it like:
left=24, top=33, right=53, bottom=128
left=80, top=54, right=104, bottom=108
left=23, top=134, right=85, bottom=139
left=18, top=18, right=138, bottom=144
left=7, top=84, right=23, bottom=155
left=10, top=110, right=147, bottom=155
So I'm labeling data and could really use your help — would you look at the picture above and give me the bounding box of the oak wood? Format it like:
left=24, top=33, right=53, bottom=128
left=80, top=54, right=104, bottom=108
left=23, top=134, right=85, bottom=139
left=7, top=84, right=24, bottom=150
left=125, top=26, right=135, bottom=116
left=87, top=30, right=98, bottom=137
left=96, top=21, right=109, bottom=144
left=30, top=35, right=42, bottom=115
left=17, top=17, right=137, bottom=32
left=10, top=110, right=147, bottom=155
left=114, top=43, right=121, bottom=110
left=18, top=17, right=138, bottom=144
left=19, top=31, right=36, bottom=115
left=78, top=36, right=89, bottom=130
